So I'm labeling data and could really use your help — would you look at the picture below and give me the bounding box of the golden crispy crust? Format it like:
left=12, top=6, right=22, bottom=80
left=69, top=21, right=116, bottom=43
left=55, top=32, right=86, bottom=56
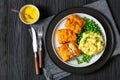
left=57, top=29, right=77, bottom=44
left=57, top=44, right=74, bottom=62
left=57, top=42, right=81, bottom=62
left=65, top=14, right=86, bottom=34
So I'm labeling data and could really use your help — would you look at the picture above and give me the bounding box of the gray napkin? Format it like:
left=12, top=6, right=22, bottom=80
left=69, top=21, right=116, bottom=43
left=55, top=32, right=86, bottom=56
left=32, top=0, right=120, bottom=80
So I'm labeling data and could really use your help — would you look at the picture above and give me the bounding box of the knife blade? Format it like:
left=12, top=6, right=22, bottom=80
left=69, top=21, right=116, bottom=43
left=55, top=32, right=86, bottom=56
left=31, top=27, right=37, bottom=53
left=31, top=27, right=39, bottom=75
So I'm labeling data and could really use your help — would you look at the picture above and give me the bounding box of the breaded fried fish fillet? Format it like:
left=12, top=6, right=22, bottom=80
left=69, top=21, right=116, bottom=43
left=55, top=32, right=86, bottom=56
left=65, top=14, right=86, bottom=34
left=57, top=44, right=74, bottom=62
left=57, top=29, right=77, bottom=44
left=57, top=42, right=81, bottom=62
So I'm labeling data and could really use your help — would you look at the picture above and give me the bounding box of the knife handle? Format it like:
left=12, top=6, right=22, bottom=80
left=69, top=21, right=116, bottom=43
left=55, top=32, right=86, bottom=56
left=34, top=53, right=39, bottom=75
left=38, top=50, right=42, bottom=68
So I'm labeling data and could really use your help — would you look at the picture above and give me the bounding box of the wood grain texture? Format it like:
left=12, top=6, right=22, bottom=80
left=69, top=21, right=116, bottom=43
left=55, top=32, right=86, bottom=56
left=0, top=0, right=8, bottom=80
left=0, top=0, right=120, bottom=80
left=107, top=0, right=120, bottom=34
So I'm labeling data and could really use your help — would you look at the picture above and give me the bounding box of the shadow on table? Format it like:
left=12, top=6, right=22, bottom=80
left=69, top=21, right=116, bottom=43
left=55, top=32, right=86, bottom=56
left=36, top=5, right=52, bottom=19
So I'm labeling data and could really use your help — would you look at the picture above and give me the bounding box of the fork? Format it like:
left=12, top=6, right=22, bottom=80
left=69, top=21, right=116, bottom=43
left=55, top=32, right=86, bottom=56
left=38, top=26, right=43, bottom=70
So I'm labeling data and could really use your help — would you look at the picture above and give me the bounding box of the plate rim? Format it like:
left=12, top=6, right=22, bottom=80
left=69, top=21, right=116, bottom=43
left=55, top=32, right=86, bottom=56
left=45, top=7, right=115, bottom=74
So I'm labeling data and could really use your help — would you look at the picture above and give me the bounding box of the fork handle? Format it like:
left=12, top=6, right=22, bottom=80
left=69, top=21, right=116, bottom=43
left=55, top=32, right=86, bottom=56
left=38, top=50, right=42, bottom=68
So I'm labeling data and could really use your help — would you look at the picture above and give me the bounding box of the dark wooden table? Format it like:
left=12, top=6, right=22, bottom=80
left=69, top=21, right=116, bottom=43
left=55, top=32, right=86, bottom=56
left=0, top=0, right=120, bottom=80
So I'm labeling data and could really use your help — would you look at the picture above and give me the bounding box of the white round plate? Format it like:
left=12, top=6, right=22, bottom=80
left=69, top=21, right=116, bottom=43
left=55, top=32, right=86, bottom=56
left=52, top=13, right=106, bottom=67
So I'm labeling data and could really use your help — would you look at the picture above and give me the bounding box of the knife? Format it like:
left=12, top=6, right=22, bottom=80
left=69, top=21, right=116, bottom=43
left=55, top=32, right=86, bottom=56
left=31, top=27, right=39, bottom=75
